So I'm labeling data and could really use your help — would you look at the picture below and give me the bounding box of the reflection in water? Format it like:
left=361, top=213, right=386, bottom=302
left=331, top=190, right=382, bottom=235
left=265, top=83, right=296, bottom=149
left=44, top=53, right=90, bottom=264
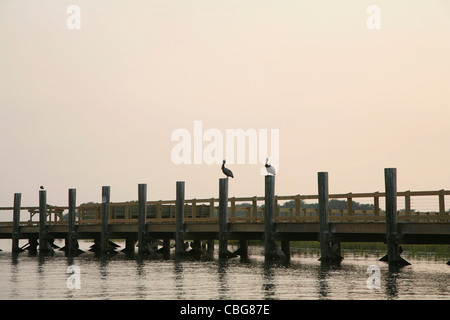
left=217, top=259, right=230, bottom=299
left=173, top=258, right=185, bottom=300
left=135, top=257, right=147, bottom=300
left=262, top=262, right=276, bottom=299
left=317, top=261, right=342, bottom=299
left=1, top=246, right=449, bottom=300
left=98, top=257, right=110, bottom=299
left=385, top=270, right=400, bottom=299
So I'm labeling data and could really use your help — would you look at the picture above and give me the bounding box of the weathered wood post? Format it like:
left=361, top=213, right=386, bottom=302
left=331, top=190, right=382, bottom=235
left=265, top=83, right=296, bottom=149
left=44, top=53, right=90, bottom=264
left=138, top=183, right=147, bottom=255
left=384, top=168, right=410, bottom=267
left=175, top=181, right=185, bottom=256
left=39, top=189, right=53, bottom=253
left=12, top=193, right=21, bottom=253
left=264, top=175, right=276, bottom=260
left=67, top=188, right=79, bottom=254
left=101, top=186, right=111, bottom=254
left=318, top=172, right=332, bottom=261
left=219, top=178, right=229, bottom=258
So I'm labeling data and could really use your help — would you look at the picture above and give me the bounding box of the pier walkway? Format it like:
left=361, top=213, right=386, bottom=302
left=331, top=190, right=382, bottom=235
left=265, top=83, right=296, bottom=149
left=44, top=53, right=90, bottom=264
left=1, top=169, right=449, bottom=266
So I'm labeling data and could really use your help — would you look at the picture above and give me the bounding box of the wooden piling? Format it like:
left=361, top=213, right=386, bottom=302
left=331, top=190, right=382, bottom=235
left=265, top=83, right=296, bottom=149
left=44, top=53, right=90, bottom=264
left=138, top=183, right=147, bottom=255
left=264, top=175, right=276, bottom=260
left=67, top=188, right=78, bottom=254
left=175, top=181, right=185, bottom=256
left=318, top=172, right=332, bottom=262
left=384, top=168, right=410, bottom=266
left=12, top=193, right=21, bottom=253
left=219, top=178, right=229, bottom=258
left=39, top=190, right=53, bottom=253
left=101, top=186, right=110, bottom=253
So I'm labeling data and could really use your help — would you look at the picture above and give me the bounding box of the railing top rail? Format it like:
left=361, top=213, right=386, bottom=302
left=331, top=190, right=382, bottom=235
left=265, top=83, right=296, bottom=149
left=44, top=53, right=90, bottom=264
left=0, top=190, right=448, bottom=211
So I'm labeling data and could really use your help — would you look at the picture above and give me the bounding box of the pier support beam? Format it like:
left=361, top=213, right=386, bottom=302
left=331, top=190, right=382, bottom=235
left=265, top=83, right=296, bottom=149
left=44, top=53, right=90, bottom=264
left=123, top=237, right=136, bottom=253
left=233, top=240, right=249, bottom=259
left=281, top=240, right=291, bottom=261
left=318, top=172, right=343, bottom=262
left=12, top=193, right=22, bottom=253
left=39, top=190, right=53, bottom=253
left=383, top=168, right=410, bottom=267
left=138, top=183, right=148, bottom=255
left=175, top=181, right=186, bottom=256
left=207, top=239, right=215, bottom=253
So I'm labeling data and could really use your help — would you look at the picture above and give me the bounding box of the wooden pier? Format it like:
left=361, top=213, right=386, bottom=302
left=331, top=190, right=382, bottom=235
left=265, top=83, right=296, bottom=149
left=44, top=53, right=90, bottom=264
left=0, top=168, right=449, bottom=266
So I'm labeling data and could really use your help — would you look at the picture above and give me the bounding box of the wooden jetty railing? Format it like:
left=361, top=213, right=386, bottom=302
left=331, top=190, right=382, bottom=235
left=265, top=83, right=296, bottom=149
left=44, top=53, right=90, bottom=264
left=1, top=189, right=449, bottom=226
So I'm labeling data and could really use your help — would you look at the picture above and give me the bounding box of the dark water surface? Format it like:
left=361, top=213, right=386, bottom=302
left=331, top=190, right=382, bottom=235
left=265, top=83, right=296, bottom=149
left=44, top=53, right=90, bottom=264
left=0, top=240, right=449, bottom=300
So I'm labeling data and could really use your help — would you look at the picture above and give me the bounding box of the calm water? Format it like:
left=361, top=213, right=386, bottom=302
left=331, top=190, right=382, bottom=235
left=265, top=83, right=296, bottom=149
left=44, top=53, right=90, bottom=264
left=0, top=239, right=449, bottom=300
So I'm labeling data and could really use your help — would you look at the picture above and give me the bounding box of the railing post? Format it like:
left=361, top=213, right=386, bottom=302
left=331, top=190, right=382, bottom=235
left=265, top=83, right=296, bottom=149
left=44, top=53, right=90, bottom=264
left=346, top=193, right=353, bottom=221
left=230, top=197, right=236, bottom=221
left=138, top=183, right=147, bottom=255
left=175, top=181, right=185, bottom=256
left=39, top=189, right=53, bottom=253
left=101, top=186, right=111, bottom=254
left=12, top=193, right=21, bottom=253
left=384, top=168, right=410, bottom=267
left=374, top=192, right=380, bottom=220
left=252, top=196, right=258, bottom=221
left=295, top=195, right=301, bottom=220
left=219, top=178, right=229, bottom=258
left=405, top=190, right=411, bottom=221
left=439, top=189, right=445, bottom=220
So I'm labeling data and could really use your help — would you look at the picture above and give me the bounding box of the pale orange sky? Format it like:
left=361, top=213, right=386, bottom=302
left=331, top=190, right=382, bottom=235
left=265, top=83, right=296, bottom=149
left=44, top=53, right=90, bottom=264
left=0, top=0, right=449, bottom=208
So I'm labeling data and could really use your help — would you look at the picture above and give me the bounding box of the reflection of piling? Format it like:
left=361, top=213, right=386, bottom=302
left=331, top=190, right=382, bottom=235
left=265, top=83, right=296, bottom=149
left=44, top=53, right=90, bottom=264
left=12, top=193, right=21, bottom=253
left=175, top=181, right=185, bottom=256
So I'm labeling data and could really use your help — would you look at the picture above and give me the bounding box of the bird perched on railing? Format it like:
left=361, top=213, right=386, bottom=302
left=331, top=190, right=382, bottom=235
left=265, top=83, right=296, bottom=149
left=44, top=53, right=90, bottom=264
left=221, top=160, right=234, bottom=178
left=265, top=157, right=276, bottom=175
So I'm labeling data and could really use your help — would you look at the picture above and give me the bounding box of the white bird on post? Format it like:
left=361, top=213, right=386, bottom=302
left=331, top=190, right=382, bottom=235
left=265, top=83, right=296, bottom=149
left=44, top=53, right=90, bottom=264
left=265, top=157, right=276, bottom=175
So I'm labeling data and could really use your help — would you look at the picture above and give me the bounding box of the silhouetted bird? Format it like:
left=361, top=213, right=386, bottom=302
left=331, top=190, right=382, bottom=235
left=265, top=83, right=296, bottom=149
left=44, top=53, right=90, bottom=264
left=265, top=157, right=276, bottom=175
left=221, top=160, right=234, bottom=178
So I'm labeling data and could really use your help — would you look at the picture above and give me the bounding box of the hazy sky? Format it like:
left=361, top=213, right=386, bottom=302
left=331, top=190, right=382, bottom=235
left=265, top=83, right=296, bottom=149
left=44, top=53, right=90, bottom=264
left=1, top=0, right=449, bottom=208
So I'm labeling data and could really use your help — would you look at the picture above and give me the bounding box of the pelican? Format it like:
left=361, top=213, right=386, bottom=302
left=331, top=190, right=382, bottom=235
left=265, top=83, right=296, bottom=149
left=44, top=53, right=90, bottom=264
left=221, top=160, right=234, bottom=178
left=265, top=157, right=276, bottom=175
